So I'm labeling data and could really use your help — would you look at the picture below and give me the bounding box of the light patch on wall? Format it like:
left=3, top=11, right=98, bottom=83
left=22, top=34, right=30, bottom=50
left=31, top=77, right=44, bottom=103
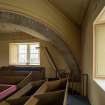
left=93, top=6, right=105, bottom=79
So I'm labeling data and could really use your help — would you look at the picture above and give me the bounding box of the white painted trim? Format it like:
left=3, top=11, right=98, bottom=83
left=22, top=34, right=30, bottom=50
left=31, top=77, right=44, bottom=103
left=94, top=79, right=105, bottom=91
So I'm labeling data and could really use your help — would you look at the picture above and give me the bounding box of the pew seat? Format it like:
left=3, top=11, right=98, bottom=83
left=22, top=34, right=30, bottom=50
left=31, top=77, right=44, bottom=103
left=0, top=72, right=32, bottom=89
left=7, top=80, right=45, bottom=100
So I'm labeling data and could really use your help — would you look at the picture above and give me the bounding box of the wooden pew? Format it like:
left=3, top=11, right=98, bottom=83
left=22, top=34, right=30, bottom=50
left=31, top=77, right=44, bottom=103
left=0, top=72, right=32, bottom=89
left=25, top=79, right=68, bottom=105
left=0, top=85, right=17, bottom=101
left=0, top=72, right=32, bottom=101
left=0, top=96, right=30, bottom=105
left=0, top=67, right=45, bottom=81
left=25, top=90, right=65, bottom=105
left=0, top=79, right=69, bottom=105
left=34, top=78, right=67, bottom=94
left=7, top=80, right=45, bottom=100
left=0, top=90, right=64, bottom=105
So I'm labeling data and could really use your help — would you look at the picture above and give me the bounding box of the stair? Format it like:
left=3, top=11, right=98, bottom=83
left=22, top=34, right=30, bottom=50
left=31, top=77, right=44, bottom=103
left=68, top=95, right=91, bottom=105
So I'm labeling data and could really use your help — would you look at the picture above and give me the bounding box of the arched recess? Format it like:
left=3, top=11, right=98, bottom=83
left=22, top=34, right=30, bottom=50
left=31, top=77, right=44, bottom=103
left=0, top=10, right=80, bottom=80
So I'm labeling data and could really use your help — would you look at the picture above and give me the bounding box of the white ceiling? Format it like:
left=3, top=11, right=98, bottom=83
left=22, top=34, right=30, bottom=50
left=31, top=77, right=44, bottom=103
left=49, top=0, right=90, bottom=26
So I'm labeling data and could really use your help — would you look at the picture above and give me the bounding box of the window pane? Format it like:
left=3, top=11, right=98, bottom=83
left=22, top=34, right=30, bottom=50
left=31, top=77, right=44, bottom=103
left=19, top=54, right=27, bottom=64
left=17, top=43, right=40, bottom=65
left=30, top=44, right=40, bottom=53
left=19, top=44, right=27, bottom=54
left=18, top=44, right=27, bottom=64
left=30, top=53, right=40, bottom=64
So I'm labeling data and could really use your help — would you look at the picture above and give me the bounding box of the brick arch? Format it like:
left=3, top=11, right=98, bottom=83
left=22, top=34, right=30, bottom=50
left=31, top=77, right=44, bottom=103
left=0, top=11, right=80, bottom=80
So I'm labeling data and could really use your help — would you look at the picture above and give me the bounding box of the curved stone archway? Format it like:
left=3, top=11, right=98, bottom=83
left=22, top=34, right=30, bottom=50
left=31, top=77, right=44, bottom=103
left=0, top=11, right=80, bottom=80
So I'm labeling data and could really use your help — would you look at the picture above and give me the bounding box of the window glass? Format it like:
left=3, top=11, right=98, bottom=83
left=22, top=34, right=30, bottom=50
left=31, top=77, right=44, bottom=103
left=9, top=43, right=40, bottom=65
left=30, top=44, right=40, bottom=65
left=30, top=54, right=40, bottom=64
left=19, top=44, right=27, bottom=53
left=30, top=44, right=40, bottom=53
left=19, top=54, right=27, bottom=64
left=18, top=44, right=27, bottom=64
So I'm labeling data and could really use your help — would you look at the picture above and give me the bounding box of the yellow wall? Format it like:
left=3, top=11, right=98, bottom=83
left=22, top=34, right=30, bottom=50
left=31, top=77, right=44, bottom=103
left=0, top=32, right=69, bottom=78
left=0, top=0, right=81, bottom=63
left=82, top=0, right=105, bottom=105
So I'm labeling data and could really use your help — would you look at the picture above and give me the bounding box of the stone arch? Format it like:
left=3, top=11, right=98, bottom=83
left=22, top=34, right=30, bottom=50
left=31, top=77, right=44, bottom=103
left=0, top=10, right=80, bottom=80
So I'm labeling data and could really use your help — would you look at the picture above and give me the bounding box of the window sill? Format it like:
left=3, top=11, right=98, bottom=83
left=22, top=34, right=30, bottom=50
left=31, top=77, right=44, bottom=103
left=10, top=64, right=40, bottom=67
left=94, top=79, right=105, bottom=91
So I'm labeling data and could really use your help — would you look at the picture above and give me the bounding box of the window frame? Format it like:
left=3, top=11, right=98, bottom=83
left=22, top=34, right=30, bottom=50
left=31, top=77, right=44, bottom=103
left=93, top=7, right=105, bottom=92
left=9, top=42, right=40, bottom=66
left=93, top=23, right=105, bottom=79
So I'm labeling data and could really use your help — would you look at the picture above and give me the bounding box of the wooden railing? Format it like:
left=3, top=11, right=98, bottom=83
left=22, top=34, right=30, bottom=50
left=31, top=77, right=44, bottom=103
left=81, top=74, right=88, bottom=96
left=69, top=74, right=88, bottom=97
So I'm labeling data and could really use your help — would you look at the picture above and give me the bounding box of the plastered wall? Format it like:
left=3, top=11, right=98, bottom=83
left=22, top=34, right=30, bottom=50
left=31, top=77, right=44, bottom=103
left=82, top=0, right=105, bottom=105
left=0, top=33, right=68, bottom=78
left=0, top=0, right=81, bottom=64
